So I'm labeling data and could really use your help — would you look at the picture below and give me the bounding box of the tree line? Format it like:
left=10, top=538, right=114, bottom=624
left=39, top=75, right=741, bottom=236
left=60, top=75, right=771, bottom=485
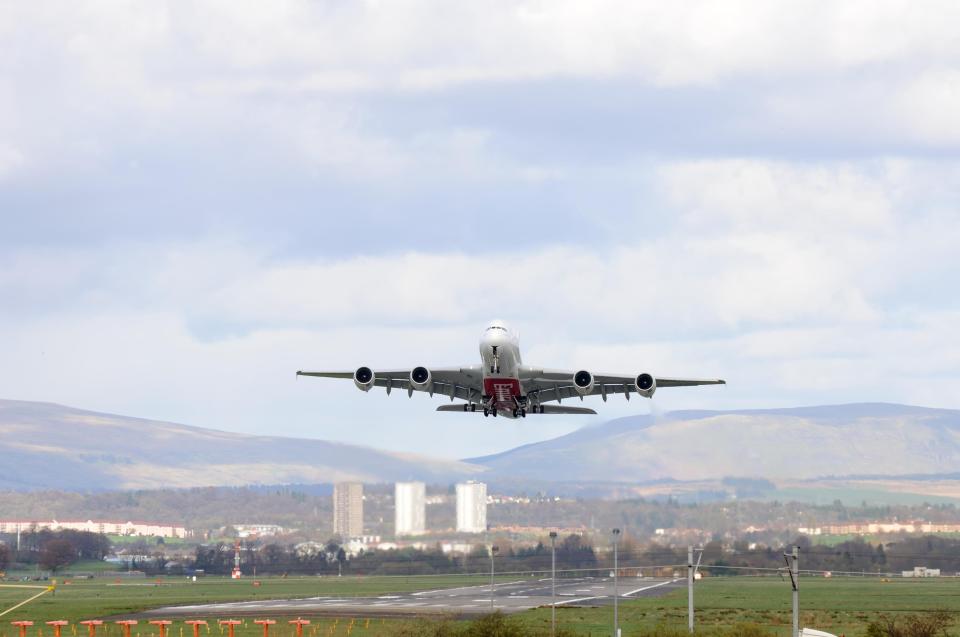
left=186, top=534, right=598, bottom=576
left=0, top=529, right=111, bottom=572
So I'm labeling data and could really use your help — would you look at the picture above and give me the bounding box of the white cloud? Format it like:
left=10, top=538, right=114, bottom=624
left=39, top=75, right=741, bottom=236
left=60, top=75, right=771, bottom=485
left=896, top=68, right=960, bottom=144
left=2, top=1, right=959, bottom=186
left=6, top=1, right=957, bottom=92
left=0, top=144, right=24, bottom=178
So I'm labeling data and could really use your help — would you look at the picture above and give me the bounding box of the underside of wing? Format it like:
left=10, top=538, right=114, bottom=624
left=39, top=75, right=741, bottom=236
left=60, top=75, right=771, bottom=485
left=655, top=377, right=726, bottom=387
left=523, top=372, right=725, bottom=405
left=297, top=366, right=485, bottom=400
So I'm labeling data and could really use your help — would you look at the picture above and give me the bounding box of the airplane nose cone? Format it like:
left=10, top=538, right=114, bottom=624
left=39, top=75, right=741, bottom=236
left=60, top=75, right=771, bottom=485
left=482, top=328, right=507, bottom=345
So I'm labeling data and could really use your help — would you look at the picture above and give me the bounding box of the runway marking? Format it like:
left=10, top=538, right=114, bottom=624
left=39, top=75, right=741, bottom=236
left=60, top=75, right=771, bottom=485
left=623, top=580, right=679, bottom=596
left=411, top=581, right=526, bottom=596
left=554, top=596, right=604, bottom=606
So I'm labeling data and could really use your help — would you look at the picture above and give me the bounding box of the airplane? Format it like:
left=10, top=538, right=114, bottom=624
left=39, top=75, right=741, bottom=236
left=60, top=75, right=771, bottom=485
left=297, top=320, right=725, bottom=419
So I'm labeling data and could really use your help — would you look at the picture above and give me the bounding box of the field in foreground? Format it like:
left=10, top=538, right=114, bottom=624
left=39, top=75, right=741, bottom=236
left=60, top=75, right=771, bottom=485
left=3, top=575, right=960, bottom=637
left=522, top=576, right=960, bottom=636
left=0, top=575, right=507, bottom=627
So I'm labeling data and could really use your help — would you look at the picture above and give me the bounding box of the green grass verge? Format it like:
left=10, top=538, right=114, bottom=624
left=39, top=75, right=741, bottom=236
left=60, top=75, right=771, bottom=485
left=0, top=574, right=516, bottom=625
left=3, top=574, right=960, bottom=637
left=519, top=576, right=960, bottom=636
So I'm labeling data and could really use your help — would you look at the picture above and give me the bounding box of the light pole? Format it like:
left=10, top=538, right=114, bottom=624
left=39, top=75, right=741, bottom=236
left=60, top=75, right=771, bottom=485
left=784, top=545, right=799, bottom=637
left=549, top=531, right=558, bottom=637
left=490, top=544, right=499, bottom=611
left=612, top=528, right=621, bottom=637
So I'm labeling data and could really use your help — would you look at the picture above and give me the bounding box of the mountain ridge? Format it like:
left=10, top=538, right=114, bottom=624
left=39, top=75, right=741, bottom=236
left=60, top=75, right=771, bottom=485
left=3, top=398, right=959, bottom=491
left=0, top=398, right=483, bottom=490
left=470, top=402, right=960, bottom=483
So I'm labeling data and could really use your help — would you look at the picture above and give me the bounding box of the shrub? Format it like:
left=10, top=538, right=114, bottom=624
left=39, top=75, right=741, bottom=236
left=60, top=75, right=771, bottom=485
left=865, top=611, right=954, bottom=637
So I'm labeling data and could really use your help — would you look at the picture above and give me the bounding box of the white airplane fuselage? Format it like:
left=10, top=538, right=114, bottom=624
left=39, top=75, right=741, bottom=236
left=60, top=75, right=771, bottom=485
left=478, top=321, right=525, bottom=416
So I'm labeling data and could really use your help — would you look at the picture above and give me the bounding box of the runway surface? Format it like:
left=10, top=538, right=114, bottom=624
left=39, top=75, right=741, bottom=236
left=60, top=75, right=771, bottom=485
left=139, top=576, right=683, bottom=618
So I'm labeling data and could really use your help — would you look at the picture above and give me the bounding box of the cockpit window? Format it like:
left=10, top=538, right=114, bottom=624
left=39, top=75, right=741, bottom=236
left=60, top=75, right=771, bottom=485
left=486, top=326, right=507, bottom=331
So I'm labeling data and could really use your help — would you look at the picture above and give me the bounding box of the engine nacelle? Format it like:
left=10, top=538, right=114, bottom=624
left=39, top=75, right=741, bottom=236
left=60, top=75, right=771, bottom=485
left=573, top=370, right=594, bottom=396
left=635, top=373, right=656, bottom=398
left=410, top=366, right=433, bottom=392
left=353, top=366, right=375, bottom=392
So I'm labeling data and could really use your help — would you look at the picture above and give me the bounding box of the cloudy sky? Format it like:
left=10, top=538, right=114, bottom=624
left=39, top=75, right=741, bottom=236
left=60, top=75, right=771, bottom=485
left=2, top=1, right=959, bottom=458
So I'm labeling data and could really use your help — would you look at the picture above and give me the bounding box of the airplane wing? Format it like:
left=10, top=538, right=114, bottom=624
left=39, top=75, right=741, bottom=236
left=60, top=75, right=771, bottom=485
left=519, top=368, right=725, bottom=404
left=297, top=366, right=485, bottom=402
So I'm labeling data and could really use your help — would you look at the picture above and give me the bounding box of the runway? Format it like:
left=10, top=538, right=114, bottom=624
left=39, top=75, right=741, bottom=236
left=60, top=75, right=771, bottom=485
left=139, top=577, right=683, bottom=618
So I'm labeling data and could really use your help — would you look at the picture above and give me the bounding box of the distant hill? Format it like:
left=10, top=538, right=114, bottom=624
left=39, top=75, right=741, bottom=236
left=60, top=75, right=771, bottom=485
left=3, top=399, right=959, bottom=492
left=468, top=403, right=960, bottom=483
left=0, top=399, right=482, bottom=490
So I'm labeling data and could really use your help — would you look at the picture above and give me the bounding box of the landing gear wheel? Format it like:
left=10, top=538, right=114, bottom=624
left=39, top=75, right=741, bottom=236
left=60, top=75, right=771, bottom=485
left=492, top=409, right=498, bottom=417
left=470, top=404, right=477, bottom=412
left=512, top=408, right=519, bottom=418
left=483, top=408, right=489, bottom=417
left=521, top=409, right=526, bottom=418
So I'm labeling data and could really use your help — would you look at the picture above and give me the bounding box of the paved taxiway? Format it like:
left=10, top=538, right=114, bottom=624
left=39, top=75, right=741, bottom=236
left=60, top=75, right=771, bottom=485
left=139, top=577, right=682, bottom=618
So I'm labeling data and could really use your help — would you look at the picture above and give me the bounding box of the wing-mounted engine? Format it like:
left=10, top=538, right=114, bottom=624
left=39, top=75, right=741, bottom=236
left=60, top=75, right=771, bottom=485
left=573, top=370, right=594, bottom=396
left=635, top=372, right=656, bottom=398
left=410, top=366, right=433, bottom=393
left=353, top=366, right=375, bottom=392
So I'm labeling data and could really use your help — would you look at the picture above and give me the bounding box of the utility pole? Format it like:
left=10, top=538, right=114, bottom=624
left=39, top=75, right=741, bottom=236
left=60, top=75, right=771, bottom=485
left=688, top=546, right=703, bottom=633
left=784, top=546, right=799, bottom=637
left=688, top=546, right=694, bottom=633
left=550, top=531, right=558, bottom=637
left=612, top=528, right=621, bottom=637
left=489, top=545, right=499, bottom=612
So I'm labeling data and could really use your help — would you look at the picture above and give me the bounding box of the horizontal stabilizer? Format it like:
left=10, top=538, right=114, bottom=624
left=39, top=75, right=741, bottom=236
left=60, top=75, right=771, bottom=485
left=436, top=405, right=596, bottom=415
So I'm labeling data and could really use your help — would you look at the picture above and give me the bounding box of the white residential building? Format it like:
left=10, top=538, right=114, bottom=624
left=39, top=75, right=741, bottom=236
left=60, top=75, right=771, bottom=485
left=456, top=481, right=487, bottom=533
left=233, top=524, right=287, bottom=538
left=395, top=482, right=426, bottom=536
left=0, top=520, right=189, bottom=538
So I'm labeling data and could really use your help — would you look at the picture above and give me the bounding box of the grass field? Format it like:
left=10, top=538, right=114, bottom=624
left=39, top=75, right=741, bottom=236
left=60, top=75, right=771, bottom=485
left=0, top=574, right=512, bottom=631
left=3, top=575, right=960, bottom=637
left=522, top=576, right=960, bottom=636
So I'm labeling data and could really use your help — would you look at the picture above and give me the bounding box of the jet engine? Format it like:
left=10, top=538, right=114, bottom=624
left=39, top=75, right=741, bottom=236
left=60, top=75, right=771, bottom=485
left=410, top=366, right=433, bottom=392
left=573, top=370, right=594, bottom=396
left=635, top=372, right=656, bottom=398
left=353, top=366, right=375, bottom=392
